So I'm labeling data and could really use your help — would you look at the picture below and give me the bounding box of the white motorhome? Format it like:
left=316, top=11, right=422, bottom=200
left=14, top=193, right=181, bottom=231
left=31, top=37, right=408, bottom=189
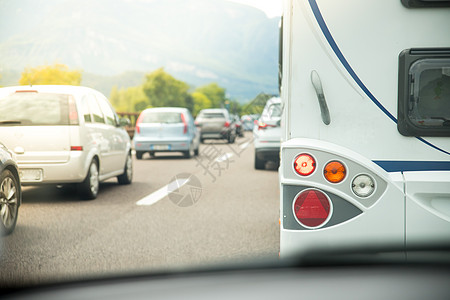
left=279, top=0, right=450, bottom=256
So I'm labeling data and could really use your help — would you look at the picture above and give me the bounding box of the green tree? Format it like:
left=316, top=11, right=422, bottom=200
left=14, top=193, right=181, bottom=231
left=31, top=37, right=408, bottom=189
left=19, top=63, right=82, bottom=85
left=241, top=92, right=275, bottom=116
left=192, top=91, right=212, bottom=116
left=142, top=68, right=191, bottom=109
left=195, top=83, right=226, bottom=108
left=110, top=85, right=149, bottom=113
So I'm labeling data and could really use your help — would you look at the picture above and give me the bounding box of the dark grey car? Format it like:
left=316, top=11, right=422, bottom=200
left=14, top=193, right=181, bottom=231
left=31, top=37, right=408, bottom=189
left=195, top=109, right=236, bottom=143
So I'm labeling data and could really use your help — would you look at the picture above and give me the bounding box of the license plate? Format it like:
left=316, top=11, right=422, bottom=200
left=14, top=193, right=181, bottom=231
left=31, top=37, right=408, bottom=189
left=152, top=144, right=170, bottom=150
left=19, top=169, right=43, bottom=182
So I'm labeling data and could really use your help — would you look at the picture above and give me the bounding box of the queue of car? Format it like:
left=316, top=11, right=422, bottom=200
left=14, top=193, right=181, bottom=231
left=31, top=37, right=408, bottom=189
left=0, top=85, right=279, bottom=235
left=253, top=97, right=282, bottom=170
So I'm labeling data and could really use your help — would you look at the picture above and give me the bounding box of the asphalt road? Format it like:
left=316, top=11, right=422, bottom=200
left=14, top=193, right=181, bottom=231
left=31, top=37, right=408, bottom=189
left=0, top=132, right=280, bottom=287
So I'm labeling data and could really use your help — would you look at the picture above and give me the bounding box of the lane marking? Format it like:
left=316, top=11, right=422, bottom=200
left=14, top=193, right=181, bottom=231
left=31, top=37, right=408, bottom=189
left=239, top=142, right=250, bottom=149
left=136, top=177, right=190, bottom=206
left=215, top=152, right=233, bottom=163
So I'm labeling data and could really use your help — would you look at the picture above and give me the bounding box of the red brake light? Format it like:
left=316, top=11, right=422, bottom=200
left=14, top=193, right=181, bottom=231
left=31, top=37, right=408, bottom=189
left=293, top=189, right=332, bottom=228
left=135, top=113, right=144, bottom=134
left=258, top=121, right=276, bottom=130
left=258, top=122, right=267, bottom=130
left=181, top=113, right=188, bottom=134
left=293, top=154, right=316, bottom=176
left=224, top=121, right=230, bottom=127
left=68, top=96, right=79, bottom=125
left=15, top=90, right=38, bottom=93
left=70, top=146, right=83, bottom=151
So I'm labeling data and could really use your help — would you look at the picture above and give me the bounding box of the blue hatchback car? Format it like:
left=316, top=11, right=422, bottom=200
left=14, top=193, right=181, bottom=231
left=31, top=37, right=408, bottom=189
left=134, top=107, right=200, bottom=159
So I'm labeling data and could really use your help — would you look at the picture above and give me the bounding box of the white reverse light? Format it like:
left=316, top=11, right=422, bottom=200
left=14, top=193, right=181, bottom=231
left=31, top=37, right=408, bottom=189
left=352, top=174, right=375, bottom=198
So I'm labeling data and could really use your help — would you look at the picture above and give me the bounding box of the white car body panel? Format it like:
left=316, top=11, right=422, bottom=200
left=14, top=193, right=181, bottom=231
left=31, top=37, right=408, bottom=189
left=280, top=0, right=450, bottom=255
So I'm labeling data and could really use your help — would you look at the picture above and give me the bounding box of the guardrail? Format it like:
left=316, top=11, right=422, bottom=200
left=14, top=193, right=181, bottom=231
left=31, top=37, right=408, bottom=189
left=117, top=112, right=140, bottom=139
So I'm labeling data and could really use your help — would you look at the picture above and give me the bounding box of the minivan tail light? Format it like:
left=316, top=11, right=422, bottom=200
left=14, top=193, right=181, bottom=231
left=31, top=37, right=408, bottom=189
left=70, top=146, right=83, bottom=151
left=181, top=113, right=188, bottom=134
left=293, top=189, right=332, bottom=228
left=68, top=96, right=79, bottom=125
left=224, top=121, right=230, bottom=127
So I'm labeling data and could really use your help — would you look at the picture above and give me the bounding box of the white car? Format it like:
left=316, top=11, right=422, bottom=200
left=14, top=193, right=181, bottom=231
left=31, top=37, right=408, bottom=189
left=0, top=85, right=133, bottom=200
left=253, top=97, right=282, bottom=169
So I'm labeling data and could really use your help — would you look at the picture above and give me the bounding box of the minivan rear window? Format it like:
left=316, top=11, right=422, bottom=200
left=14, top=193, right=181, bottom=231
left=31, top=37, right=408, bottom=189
left=142, top=112, right=182, bottom=123
left=0, top=92, right=73, bottom=126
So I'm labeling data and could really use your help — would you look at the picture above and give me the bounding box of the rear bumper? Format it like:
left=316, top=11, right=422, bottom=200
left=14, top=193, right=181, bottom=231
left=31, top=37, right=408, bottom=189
left=255, top=147, right=280, bottom=162
left=18, top=152, right=87, bottom=185
left=134, top=138, right=191, bottom=152
left=200, top=131, right=228, bottom=140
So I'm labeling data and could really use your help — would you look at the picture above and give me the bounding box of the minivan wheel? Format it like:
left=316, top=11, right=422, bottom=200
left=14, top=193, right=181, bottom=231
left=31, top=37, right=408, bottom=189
left=117, top=153, right=133, bottom=185
left=0, top=170, right=19, bottom=235
left=78, top=160, right=99, bottom=200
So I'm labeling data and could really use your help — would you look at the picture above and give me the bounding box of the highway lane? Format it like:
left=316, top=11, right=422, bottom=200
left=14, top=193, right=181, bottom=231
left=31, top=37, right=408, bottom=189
left=0, top=132, right=280, bottom=287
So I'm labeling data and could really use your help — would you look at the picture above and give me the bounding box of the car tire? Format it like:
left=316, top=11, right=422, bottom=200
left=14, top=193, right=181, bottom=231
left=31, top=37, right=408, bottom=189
left=183, top=143, right=195, bottom=158
left=194, top=145, right=199, bottom=156
left=254, top=153, right=265, bottom=170
left=136, top=151, right=144, bottom=160
left=117, top=153, right=133, bottom=185
left=78, top=160, right=99, bottom=200
left=149, top=152, right=156, bottom=158
left=228, top=133, right=236, bottom=144
left=0, top=169, right=19, bottom=235
left=200, top=137, right=205, bottom=144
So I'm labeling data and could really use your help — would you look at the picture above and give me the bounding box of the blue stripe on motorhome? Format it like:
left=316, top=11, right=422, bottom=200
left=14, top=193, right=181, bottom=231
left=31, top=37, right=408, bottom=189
left=373, top=160, right=450, bottom=172
left=308, top=0, right=450, bottom=157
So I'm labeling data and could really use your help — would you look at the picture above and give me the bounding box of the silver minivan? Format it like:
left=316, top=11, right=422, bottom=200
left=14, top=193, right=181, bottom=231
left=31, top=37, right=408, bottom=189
left=0, top=85, right=133, bottom=199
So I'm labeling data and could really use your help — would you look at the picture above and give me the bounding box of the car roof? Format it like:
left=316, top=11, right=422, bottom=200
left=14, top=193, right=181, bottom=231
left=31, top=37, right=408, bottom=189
left=0, top=85, right=98, bottom=98
left=141, top=107, right=189, bottom=113
left=199, top=108, right=227, bottom=112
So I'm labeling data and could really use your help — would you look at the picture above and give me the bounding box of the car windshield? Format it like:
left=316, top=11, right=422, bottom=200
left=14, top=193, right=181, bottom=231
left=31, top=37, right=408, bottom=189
left=0, top=92, right=71, bottom=126
left=1, top=0, right=449, bottom=294
left=142, top=112, right=182, bottom=124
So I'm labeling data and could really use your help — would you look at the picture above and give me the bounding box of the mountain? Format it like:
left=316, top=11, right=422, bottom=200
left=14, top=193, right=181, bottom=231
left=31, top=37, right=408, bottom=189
left=0, top=0, right=280, bottom=102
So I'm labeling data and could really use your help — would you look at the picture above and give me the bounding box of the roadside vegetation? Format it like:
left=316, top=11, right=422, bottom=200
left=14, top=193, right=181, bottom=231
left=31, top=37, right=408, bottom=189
left=12, top=63, right=274, bottom=117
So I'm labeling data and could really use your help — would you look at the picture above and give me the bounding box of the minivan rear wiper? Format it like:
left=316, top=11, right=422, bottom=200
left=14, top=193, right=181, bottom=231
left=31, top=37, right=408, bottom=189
left=0, top=120, right=22, bottom=125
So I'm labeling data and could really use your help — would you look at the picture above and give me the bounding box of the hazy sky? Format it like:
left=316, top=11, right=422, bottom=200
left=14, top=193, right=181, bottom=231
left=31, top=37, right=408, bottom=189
left=226, top=0, right=282, bottom=18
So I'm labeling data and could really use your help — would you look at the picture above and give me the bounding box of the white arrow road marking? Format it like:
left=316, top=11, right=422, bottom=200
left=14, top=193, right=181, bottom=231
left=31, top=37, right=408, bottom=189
left=136, top=177, right=190, bottom=206
left=215, top=152, right=233, bottom=163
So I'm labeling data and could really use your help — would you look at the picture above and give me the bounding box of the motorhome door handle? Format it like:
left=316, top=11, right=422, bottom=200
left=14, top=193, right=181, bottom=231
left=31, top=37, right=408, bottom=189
left=311, top=70, right=331, bottom=125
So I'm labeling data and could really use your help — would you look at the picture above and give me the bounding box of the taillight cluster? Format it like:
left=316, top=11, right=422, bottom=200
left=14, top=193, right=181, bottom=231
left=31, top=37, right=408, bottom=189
left=293, top=154, right=347, bottom=184
left=291, top=152, right=376, bottom=229
left=258, top=121, right=276, bottom=130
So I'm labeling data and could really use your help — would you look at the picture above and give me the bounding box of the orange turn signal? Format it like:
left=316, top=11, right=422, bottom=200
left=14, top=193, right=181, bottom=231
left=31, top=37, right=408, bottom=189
left=324, top=161, right=346, bottom=183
